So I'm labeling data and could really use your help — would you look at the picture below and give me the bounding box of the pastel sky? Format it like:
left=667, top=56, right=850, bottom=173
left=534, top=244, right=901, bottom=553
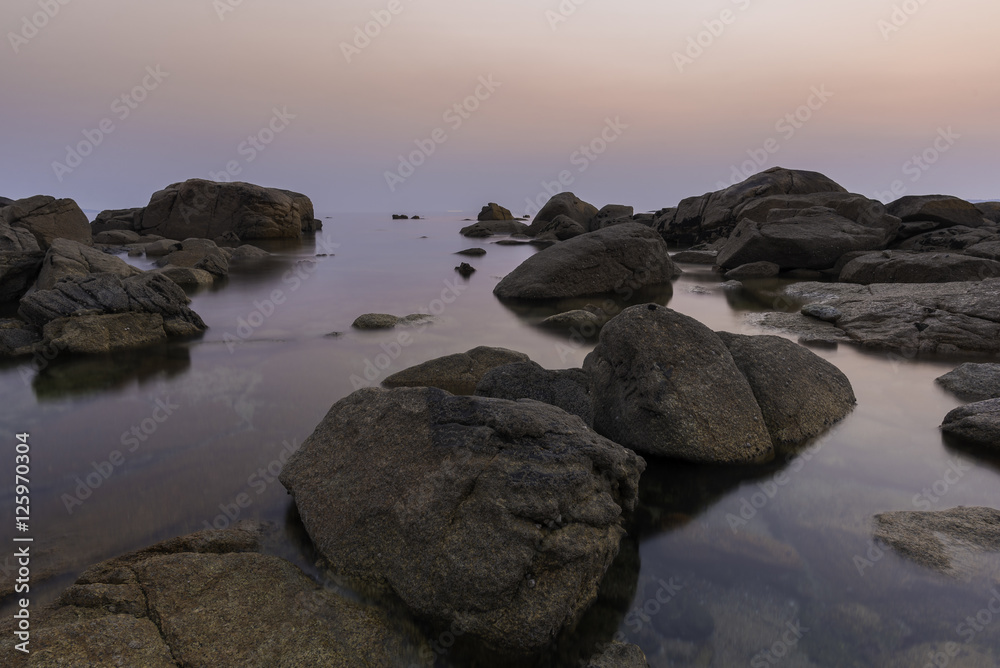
left=2, top=0, right=997, bottom=214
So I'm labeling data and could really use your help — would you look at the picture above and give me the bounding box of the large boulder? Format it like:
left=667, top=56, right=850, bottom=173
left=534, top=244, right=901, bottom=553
left=534, top=214, right=589, bottom=241
left=478, top=202, right=515, bottom=221
left=893, top=226, right=997, bottom=253
left=157, top=238, right=230, bottom=278
left=527, top=192, right=599, bottom=236
left=654, top=167, right=848, bottom=245
left=977, top=201, right=1000, bottom=223
left=716, top=332, right=856, bottom=448
left=137, top=179, right=316, bottom=241
left=36, top=238, right=143, bottom=291
left=475, top=361, right=594, bottom=426
left=1, top=195, right=92, bottom=249
left=584, top=304, right=774, bottom=464
left=0, top=522, right=431, bottom=668
left=839, top=251, right=1000, bottom=284
left=873, top=507, right=1000, bottom=577
left=0, top=219, right=42, bottom=252
left=279, top=387, right=645, bottom=653
left=460, top=219, right=529, bottom=237
left=591, top=205, right=635, bottom=231
left=276, top=188, right=322, bottom=233
left=382, top=346, right=529, bottom=394
left=717, top=206, right=899, bottom=271
left=494, top=224, right=680, bottom=300
left=941, top=399, right=1000, bottom=450
left=935, top=363, right=1000, bottom=402
left=19, top=272, right=206, bottom=341
left=92, top=207, right=145, bottom=235
left=886, top=195, right=987, bottom=229
left=0, top=252, right=44, bottom=302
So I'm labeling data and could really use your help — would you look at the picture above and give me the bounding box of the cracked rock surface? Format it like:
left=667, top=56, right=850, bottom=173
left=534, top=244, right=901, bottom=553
left=0, top=522, right=431, bottom=667
left=279, top=387, right=645, bottom=653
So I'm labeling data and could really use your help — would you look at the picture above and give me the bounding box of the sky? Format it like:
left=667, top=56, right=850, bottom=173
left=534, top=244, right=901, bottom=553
left=1, top=0, right=998, bottom=215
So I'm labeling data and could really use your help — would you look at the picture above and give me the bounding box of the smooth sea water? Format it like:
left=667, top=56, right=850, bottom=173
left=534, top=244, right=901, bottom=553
left=1, top=214, right=999, bottom=667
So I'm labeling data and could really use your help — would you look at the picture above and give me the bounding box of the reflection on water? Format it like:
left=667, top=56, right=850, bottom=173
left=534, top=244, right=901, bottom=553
left=1, top=215, right=999, bottom=666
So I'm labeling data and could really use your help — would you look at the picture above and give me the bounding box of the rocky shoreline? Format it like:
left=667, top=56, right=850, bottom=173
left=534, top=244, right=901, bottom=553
left=4, top=166, right=1000, bottom=666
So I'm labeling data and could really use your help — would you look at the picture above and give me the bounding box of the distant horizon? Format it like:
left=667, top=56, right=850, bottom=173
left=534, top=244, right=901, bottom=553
left=3, top=0, right=997, bottom=216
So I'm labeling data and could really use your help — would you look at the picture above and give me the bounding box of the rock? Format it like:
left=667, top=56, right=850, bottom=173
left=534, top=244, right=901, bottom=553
left=276, top=188, right=321, bottom=233
left=138, top=179, right=314, bottom=240
left=0, top=522, right=431, bottom=667
left=539, top=309, right=605, bottom=338
left=873, top=507, right=1000, bottom=576
left=1, top=195, right=92, bottom=249
left=460, top=220, right=530, bottom=237
left=839, top=251, right=1000, bottom=284
left=36, top=238, right=144, bottom=291
left=935, top=364, right=1000, bottom=401
left=478, top=202, right=515, bottom=221
left=0, top=320, right=42, bottom=356
left=591, top=205, right=635, bottom=230
left=494, top=224, right=680, bottom=300
left=42, top=312, right=169, bottom=355
left=654, top=167, right=848, bottom=245
left=383, top=346, right=530, bottom=394
left=966, top=239, right=1000, bottom=261
left=0, top=219, right=42, bottom=252
left=892, top=225, right=996, bottom=253
left=746, top=279, right=1000, bottom=355
left=534, top=214, right=589, bottom=241
left=351, top=313, right=430, bottom=330
left=154, top=266, right=216, bottom=288
left=455, top=262, right=476, bottom=277
left=0, top=196, right=13, bottom=207
left=526, top=192, right=599, bottom=236
left=279, top=387, right=645, bottom=653
left=671, top=250, right=718, bottom=264
left=158, top=238, right=230, bottom=277
left=586, top=642, right=649, bottom=667
left=229, top=244, right=271, bottom=261
left=456, top=248, right=486, bottom=257
left=801, top=304, right=841, bottom=322
left=584, top=305, right=774, bottom=464
left=894, top=220, right=941, bottom=241
left=393, top=214, right=409, bottom=220
left=411, top=215, right=421, bottom=220
left=92, top=207, right=144, bottom=234
left=941, top=399, right=1000, bottom=450
left=724, top=261, right=780, bottom=280
left=94, top=230, right=141, bottom=245
left=717, top=206, right=899, bottom=270
left=143, top=239, right=183, bottom=257
left=977, top=201, right=1000, bottom=223
left=0, top=251, right=44, bottom=302
left=887, top=195, right=987, bottom=228
left=475, top=361, right=593, bottom=426
left=716, top=332, right=856, bottom=448
left=19, top=272, right=207, bottom=342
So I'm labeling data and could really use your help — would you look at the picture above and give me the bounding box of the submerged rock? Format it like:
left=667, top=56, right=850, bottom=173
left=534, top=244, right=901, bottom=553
left=383, top=346, right=529, bottom=394
left=585, top=304, right=774, bottom=464
left=279, top=387, right=645, bottom=653
left=941, top=399, right=1000, bottom=450
left=0, top=522, right=431, bottom=667
left=352, top=313, right=430, bottom=330
left=494, top=224, right=680, bottom=300
left=456, top=247, right=487, bottom=257
left=475, top=361, right=594, bottom=426
left=873, top=507, right=1000, bottom=577
left=935, top=363, right=1000, bottom=401
left=539, top=309, right=605, bottom=337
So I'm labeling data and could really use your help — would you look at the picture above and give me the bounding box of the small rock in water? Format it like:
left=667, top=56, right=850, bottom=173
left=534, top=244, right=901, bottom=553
left=455, top=262, right=476, bottom=277
left=935, top=363, right=1000, bottom=402
left=456, top=248, right=487, bottom=257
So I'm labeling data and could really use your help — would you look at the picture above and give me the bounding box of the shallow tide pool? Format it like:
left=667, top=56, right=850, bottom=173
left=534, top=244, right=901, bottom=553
left=2, top=214, right=998, bottom=667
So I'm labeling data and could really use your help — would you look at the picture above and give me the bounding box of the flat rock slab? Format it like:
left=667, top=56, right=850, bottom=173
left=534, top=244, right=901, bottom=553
left=352, top=313, right=431, bottom=330
left=873, top=507, right=1000, bottom=579
left=382, top=346, right=530, bottom=394
left=0, top=522, right=431, bottom=668
left=280, top=387, right=644, bottom=653
left=936, top=364, right=1000, bottom=401
left=744, top=279, right=1000, bottom=355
